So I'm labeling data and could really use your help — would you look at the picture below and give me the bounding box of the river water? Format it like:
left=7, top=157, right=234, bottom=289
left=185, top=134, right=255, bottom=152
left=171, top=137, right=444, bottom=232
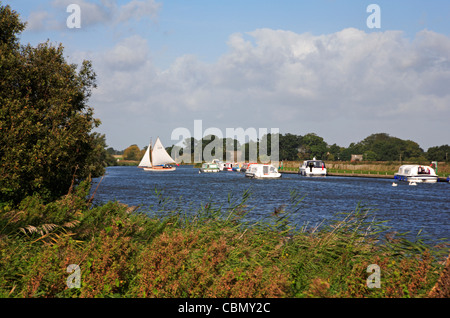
left=90, top=165, right=449, bottom=244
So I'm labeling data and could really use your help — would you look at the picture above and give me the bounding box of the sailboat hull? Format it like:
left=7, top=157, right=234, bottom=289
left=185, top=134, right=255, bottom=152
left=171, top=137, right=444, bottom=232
left=143, top=166, right=176, bottom=172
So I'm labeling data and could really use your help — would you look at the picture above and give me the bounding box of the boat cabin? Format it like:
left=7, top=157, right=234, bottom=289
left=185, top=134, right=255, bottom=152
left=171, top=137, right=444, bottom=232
left=299, top=158, right=327, bottom=176
left=200, top=163, right=220, bottom=173
left=245, top=164, right=281, bottom=179
left=394, top=165, right=438, bottom=183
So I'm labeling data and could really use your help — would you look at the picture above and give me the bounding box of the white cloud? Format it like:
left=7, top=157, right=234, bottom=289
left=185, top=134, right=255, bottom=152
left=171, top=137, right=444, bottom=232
left=26, top=0, right=161, bottom=31
left=117, top=0, right=161, bottom=23
left=26, top=10, right=55, bottom=31
left=77, top=28, right=450, bottom=149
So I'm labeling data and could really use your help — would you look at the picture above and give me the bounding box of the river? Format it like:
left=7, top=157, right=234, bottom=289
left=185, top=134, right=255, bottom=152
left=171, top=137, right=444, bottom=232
left=90, top=165, right=449, bottom=245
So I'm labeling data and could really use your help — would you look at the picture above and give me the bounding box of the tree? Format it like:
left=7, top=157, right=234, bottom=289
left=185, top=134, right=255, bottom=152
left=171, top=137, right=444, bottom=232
left=345, top=133, right=425, bottom=162
left=301, top=133, right=328, bottom=160
left=123, top=145, right=141, bottom=161
left=279, top=133, right=302, bottom=161
left=427, top=145, right=450, bottom=162
left=0, top=4, right=104, bottom=204
left=363, top=150, right=378, bottom=161
left=327, top=143, right=342, bottom=161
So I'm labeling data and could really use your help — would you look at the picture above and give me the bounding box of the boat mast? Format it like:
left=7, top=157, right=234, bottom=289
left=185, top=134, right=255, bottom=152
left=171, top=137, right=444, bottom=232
left=150, top=138, right=153, bottom=166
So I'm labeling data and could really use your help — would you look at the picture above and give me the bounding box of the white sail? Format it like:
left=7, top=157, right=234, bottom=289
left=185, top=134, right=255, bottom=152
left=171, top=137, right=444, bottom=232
left=138, top=142, right=152, bottom=168
left=151, top=137, right=175, bottom=166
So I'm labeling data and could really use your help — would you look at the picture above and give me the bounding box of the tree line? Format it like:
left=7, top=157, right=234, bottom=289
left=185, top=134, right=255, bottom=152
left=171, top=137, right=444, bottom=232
left=120, top=132, right=449, bottom=163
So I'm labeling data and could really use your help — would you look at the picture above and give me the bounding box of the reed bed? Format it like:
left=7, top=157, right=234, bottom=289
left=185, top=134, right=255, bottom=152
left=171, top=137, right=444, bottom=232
left=0, top=181, right=448, bottom=298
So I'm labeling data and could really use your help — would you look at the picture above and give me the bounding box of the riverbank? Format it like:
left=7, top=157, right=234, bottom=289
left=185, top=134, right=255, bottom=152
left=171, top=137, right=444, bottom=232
left=280, top=170, right=449, bottom=182
left=281, top=170, right=393, bottom=179
left=279, top=160, right=450, bottom=176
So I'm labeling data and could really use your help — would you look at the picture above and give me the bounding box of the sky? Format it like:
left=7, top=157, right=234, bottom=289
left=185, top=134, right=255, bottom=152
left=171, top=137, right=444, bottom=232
left=4, top=0, right=450, bottom=151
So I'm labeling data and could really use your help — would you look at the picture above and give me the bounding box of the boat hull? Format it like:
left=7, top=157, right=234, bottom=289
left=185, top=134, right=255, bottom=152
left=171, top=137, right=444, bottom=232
left=299, top=168, right=327, bottom=177
left=200, top=168, right=220, bottom=173
left=245, top=172, right=281, bottom=179
left=143, top=167, right=176, bottom=172
left=299, top=159, right=327, bottom=177
left=394, top=174, right=437, bottom=183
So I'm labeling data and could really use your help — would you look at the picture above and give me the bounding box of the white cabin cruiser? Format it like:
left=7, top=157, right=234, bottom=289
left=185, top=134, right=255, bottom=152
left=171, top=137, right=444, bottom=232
left=245, top=164, right=281, bottom=179
left=199, top=163, right=220, bottom=173
left=212, top=159, right=225, bottom=171
left=394, top=165, right=438, bottom=183
left=299, top=158, right=326, bottom=176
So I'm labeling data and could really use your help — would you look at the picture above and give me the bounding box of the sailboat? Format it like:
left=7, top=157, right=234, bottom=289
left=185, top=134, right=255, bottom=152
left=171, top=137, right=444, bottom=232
left=138, top=137, right=177, bottom=172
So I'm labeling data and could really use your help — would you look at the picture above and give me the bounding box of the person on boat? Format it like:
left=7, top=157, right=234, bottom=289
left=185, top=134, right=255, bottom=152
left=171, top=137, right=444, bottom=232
left=308, top=161, right=314, bottom=172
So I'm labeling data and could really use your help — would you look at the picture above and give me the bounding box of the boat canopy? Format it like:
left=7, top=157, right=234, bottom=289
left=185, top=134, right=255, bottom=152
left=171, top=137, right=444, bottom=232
left=397, top=165, right=436, bottom=176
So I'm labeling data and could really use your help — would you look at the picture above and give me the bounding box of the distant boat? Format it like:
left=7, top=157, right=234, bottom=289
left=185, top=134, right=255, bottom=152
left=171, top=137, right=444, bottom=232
left=199, top=163, right=220, bottom=173
left=138, top=137, right=176, bottom=172
left=212, top=159, right=225, bottom=171
left=299, top=158, right=327, bottom=176
left=394, top=165, right=438, bottom=183
left=240, top=163, right=257, bottom=173
left=223, top=163, right=234, bottom=171
left=245, top=164, right=281, bottom=179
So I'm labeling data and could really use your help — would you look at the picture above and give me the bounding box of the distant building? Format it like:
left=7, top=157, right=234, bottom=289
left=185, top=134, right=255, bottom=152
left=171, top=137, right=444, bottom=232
left=351, top=154, right=363, bottom=162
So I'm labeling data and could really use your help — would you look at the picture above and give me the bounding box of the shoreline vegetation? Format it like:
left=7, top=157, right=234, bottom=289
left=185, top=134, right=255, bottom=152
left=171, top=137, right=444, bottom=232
left=1, top=180, right=449, bottom=298
left=111, top=158, right=450, bottom=179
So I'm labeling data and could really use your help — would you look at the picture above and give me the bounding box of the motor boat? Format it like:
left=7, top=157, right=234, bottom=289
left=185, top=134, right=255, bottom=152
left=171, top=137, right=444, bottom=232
left=212, top=159, right=225, bottom=171
left=299, top=158, right=326, bottom=176
left=199, top=163, right=220, bottom=173
left=394, top=165, right=438, bottom=183
left=245, top=164, right=281, bottom=179
left=239, top=163, right=257, bottom=173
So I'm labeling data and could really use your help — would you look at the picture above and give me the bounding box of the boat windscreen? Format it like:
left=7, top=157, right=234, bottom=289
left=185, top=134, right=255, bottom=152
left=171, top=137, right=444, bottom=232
left=307, top=161, right=325, bottom=168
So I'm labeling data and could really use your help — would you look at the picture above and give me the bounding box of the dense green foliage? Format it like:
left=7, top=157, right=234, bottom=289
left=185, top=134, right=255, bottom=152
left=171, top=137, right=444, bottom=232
left=0, top=4, right=106, bottom=204
left=426, top=145, right=450, bottom=162
left=122, top=144, right=142, bottom=161
left=341, top=133, right=426, bottom=162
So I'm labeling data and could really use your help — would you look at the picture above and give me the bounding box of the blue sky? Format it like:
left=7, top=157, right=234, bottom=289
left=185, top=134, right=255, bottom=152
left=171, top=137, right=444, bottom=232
left=4, top=0, right=450, bottom=152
